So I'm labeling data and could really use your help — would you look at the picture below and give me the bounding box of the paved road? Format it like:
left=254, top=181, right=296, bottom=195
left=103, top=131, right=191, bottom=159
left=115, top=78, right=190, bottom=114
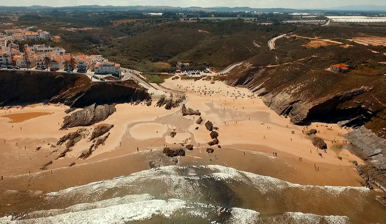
left=268, top=34, right=287, bottom=50
left=121, top=68, right=165, bottom=96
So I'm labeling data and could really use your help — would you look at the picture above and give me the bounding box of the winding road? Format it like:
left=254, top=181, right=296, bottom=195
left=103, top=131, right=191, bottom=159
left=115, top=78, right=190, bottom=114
left=268, top=34, right=287, bottom=50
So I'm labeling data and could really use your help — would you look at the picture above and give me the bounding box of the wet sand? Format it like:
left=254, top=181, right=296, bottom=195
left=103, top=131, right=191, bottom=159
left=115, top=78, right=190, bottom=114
left=1, top=112, right=52, bottom=123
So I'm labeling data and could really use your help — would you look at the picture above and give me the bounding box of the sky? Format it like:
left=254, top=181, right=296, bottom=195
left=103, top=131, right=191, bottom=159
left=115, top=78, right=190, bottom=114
left=0, top=0, right=384, bottom=9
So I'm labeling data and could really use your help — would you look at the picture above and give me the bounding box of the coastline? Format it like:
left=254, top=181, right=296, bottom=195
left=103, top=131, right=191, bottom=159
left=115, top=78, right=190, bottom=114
left=0, top=77, right=367, bottom=193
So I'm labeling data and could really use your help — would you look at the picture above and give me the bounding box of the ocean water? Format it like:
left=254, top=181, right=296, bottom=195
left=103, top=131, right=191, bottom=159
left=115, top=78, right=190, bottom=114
left=1, top=165, right=385, bottom=224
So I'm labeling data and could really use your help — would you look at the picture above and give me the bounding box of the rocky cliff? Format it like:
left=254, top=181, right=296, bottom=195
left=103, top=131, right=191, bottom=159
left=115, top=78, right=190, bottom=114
left=0, top=70, right=151, bottom=108
left=226, top=60, right=386, bottom=139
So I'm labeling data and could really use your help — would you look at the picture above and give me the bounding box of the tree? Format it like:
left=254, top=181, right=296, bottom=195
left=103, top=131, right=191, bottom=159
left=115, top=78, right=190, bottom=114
left=23, top=45, right=30, bottom=70
left=43, top=56, right=51, bottom=71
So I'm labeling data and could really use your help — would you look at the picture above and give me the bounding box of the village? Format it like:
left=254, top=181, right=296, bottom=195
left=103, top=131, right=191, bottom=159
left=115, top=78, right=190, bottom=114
left=0, top=28, right=122, bottom=80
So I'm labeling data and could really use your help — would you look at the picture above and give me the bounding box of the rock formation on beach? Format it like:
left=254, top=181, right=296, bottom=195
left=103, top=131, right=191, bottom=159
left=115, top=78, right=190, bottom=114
left=181, top=104, right=201, bottom=116
left=90, top=124, right=114, bottom=140
left=163, top=147, right=186, bottom=157
left=196, top=117, right=203, bottom=124
left=306, top=129, right=318, bottom=135
left=205, top=121, right=214, bottom=131
left=156, top=95, right=185, bottom=110
left=62, top=104, right=116, bottom=129
left=346, top=127, right=386, bottom=191
left=312, top=137, right=327, bottom=150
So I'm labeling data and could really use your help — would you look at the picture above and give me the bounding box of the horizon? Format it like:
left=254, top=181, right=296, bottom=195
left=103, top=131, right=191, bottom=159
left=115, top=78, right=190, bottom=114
left=0, top=0, right=385, bottom=10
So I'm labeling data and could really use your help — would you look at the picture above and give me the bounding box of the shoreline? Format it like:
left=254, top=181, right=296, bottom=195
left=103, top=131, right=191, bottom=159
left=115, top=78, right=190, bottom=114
left=0, top=77, right=368, bottom=193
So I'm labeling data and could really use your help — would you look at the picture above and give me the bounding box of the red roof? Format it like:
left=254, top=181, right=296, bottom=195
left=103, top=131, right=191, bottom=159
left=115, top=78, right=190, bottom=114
left=331, top=63, right=349, bottom=70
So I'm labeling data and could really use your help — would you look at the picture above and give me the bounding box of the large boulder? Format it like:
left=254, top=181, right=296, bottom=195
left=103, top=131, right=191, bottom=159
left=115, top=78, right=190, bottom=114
left=208, top=138, right=219, bottom=146
left=312, top=137, right=327, bottom=150
left=306, top=129, right=318, bottom=135
left=163, top=147, right=186, bottom=157
left=62, top=104, right=116, bottom=129
left=205, top=121, right=214, bottom=131
left=196, top=117, right=203, bottom=124
left=210, top=131, right=219, bottom=139
left=206, top=148, right=214, bottom=153
left=185, top=144, right=194, bottom=151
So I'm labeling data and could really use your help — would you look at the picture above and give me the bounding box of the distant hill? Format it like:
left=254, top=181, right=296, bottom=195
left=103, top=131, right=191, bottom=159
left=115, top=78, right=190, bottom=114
left=328, top=5, right=386, bottom=11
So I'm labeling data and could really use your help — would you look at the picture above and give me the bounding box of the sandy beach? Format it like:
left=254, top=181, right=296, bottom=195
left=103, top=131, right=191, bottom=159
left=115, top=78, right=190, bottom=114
left=0, top=77, right=366, bottom=197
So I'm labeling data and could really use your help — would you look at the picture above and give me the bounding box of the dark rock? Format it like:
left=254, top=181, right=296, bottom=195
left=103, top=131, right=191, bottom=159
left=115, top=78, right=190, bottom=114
left=57, top=148, right=71, bottom=159
left=65, top=108, right=75, bottom=114
left=69, top=162, right=76, bottom=167
left=205, top=121, right=214, bottom=131
left=163, top=147, right=185, bottom=157
left=62, top=104, right=116, bottom=129
left=196, top=117, right=203, bottom=124
left=210, top=131, right=219, bottom=139
left=312, top=137, right=327, bottom=150
left=208, top=138, right=219, bottom=146
left=306, top=129, right=318, bottom=135
left=41, top=160, right=53, bottom=170
left=185, top=144, right=194, bottom=151
left=157, top=95, right=185, bottom=110
left=79, top=144, right=95, bottom=159
left=181, top=104, right=201, bottom=116
left=170, top=131, right=177, bottom=138
left=35, top=146, right=41, bottom=151
left=57, top=129, right=85, bottom=148
left=94, top=133, right=110, bottom=149
left=206, top=148, right=214, bottom=153
left=346, top=127, right=386, bottom=191
left=90, top=124, right=114, bottom=140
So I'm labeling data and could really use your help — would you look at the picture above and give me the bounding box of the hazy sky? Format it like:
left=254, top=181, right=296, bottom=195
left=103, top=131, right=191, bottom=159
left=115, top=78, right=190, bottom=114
left=0, top=0, right=384, bottom=9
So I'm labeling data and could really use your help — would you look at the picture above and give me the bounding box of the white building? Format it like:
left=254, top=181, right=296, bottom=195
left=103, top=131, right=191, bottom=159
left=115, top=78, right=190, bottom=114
left=94, top=62, right=121, bottom=76
left=38, top=31, right=51, bottom=40
left=32, top=45, right=65, bottom=56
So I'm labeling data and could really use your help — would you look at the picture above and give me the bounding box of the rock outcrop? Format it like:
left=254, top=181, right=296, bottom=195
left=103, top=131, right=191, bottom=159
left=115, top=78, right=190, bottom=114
left=346, top=127, right=386, bottom=191
left=90, top=124, right=114, bottom=140
left=226, top=58, right=385, bottom=138
left=306, top=129, right=318, bottom=136
left=156, top=95, right=185, bottom=110
left=185, top=144, right=194, bottom=151
left=208, top=138, right=219, bottom=146
left=57, top=129, right=86, bottom=148
left=205, top=121, right=214, bottom=131
left=206, top=148, right=214, bottom=153
left=312, top=137, right=327, bottom=150
left=210, top=131, right=219, bottom=139
left=62, top=104, right=116, bottom=129
left=181, top=104, right=201, bottom=116
left=196, top=117, right=203, bottom=124
left=163, top=147, right=186, bottom=157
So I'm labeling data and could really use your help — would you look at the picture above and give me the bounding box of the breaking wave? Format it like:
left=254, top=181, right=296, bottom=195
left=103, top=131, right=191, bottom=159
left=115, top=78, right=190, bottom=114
left=1, top=165, right=383, bottom=224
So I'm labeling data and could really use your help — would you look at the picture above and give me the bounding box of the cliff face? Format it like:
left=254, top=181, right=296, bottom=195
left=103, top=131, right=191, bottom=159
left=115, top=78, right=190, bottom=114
left=226, top=61, right=386, bottom=139
left=0, top=70, right=151, bottom=108
left=346, top=127, right=386, bottom=192
left=227, top=60, right=386, bottom=191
